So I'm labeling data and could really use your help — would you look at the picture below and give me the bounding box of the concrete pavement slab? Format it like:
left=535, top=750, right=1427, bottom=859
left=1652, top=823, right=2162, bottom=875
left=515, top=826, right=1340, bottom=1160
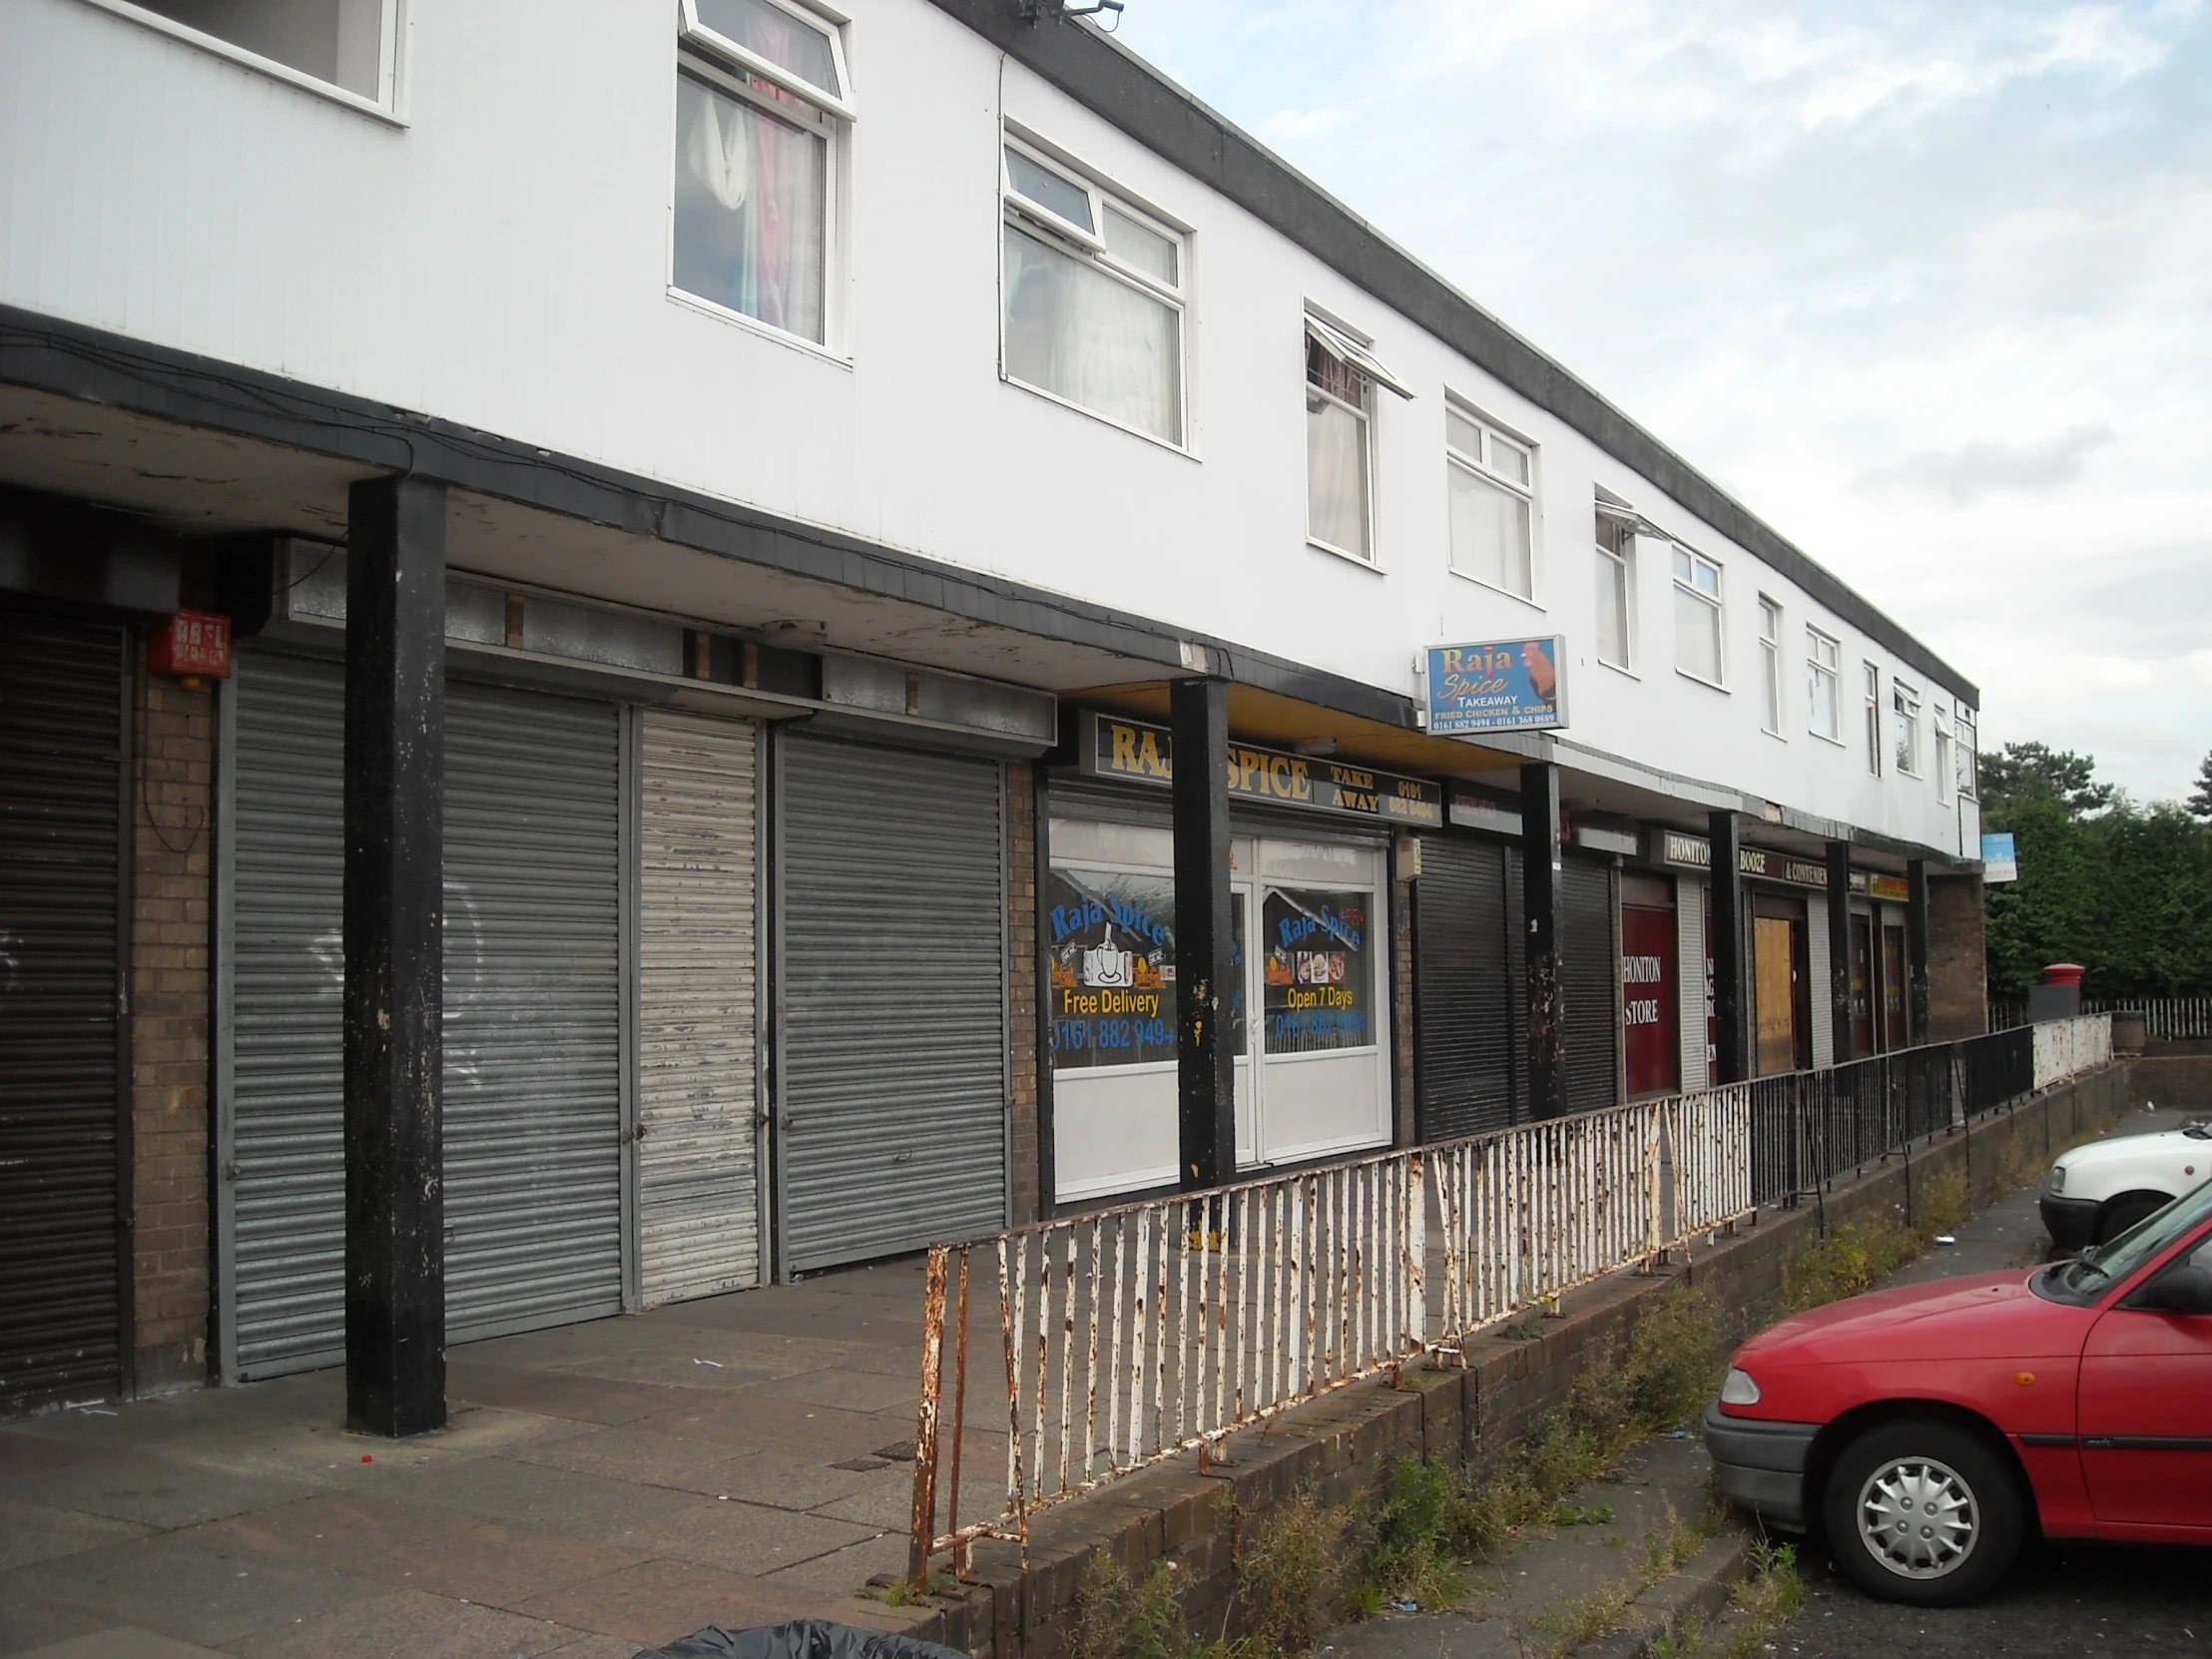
left=503, top=1558, right=835, bottom=1649
left=443, top=1361, right=678, bottom=1426
left=742, top=1368, right=920, bottom=1415
left=0, top=1450, right=325, bottom=1530
left=0, top=1530, right=380, bottom=1651
left=497, top=1423, right=768, bottom=1496
left=760, top=1534, right=909, bottom=1597
left=8, top=1628, right=230, bottom=1659
left=224, top=1586, right=589, bottom=1659
left=0, top=1494, right=150, bottom=1572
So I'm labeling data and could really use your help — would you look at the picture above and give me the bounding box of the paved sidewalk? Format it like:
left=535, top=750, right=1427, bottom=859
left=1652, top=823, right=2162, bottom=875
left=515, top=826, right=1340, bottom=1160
left=0, top=1259, right=987, bottom=1659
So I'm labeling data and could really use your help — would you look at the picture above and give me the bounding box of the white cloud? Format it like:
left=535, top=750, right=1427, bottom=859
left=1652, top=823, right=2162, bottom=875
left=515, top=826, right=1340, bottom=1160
left=1111, top=0, right=2212, bottom=801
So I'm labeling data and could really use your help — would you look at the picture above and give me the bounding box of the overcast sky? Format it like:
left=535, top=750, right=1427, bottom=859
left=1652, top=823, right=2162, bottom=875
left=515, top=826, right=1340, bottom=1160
left=1108, top=0, right=2212, bottom=807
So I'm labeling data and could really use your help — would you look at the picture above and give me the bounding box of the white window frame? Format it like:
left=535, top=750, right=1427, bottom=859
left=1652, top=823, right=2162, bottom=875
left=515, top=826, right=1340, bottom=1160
left=998, top=134, right=1192, bottom=453
left=1806, top=627, right=1843, bottom=744
left=1670, top=545, right=1727, bottom=689
left=1304, top=310, right=1411, bottom=568
left=1893, top=680, right=1923, bottom=778
left=1444, top=402, right=1540, bottom=603
left=1593, top=503, right=1638, bottom=672
left=1863, top=663, right=1884, bottom=777
left=1934, top=706, right=1953, bottom=805
left=1957, top=708, right=1978, bottom=799
left=1757, top=595, right=1786, bottom=736
left=78, top=0, right=407, bottom=120
left=671, top=0, right=851, bottom=355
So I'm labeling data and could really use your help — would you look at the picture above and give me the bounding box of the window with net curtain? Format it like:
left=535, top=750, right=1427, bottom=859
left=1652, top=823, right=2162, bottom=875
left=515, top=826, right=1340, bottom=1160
left=1447, top=408, right=1535, bottom=598
left=1307, top=340, right=1371, bottom=558
left=673, top=0, right=843, bottom=345
left=1001, top=145, right=1185, bottom=445
left=1672, top=547, right=1725, bottom=685
left=1595, top=509, right=1635, bottom=668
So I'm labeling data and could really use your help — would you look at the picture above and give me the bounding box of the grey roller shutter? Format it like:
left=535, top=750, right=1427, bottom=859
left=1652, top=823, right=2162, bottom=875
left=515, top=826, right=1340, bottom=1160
left=442, top=682, right=623, bottom=1339
left=1411, top=837, right=1514, bottom=1142
left=227, top=654, right=622, bottom=1375
left=1560, top=857, right=1619, bottom=1117
left=1505, top=847, right=1527, bottom=1122
left=228, top=650, right=347, bottom=1378
left=0, top=610, right=124, bottom=1415
left=638, top=710, right=761, bottom=1305
left=778, top=734, right=1005, bottom=1273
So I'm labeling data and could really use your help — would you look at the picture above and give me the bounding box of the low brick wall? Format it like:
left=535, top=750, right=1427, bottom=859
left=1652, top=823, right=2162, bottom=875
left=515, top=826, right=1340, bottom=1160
left=852, top=1064, right=2128, bottom=1659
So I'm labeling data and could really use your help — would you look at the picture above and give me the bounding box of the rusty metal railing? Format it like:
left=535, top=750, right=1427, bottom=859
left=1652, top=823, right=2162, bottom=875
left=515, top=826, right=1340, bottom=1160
left=905, top=1016, right=2114, bottom=1586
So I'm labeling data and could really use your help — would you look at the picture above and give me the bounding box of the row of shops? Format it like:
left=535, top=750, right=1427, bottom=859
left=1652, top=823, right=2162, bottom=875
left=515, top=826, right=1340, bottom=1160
left=2, top=561, right=1945, bottom=1412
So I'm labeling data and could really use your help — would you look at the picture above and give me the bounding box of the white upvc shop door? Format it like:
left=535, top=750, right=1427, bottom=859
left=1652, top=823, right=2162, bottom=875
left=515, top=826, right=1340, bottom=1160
left=1248, top=837, right=1390, bottom=1165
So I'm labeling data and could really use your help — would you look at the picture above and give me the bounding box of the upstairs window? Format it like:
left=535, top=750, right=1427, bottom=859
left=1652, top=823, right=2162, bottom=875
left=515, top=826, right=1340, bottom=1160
left=1305, top=314, right=1410, bottom=563
left=1001, top=139, right=1187, bottom=446
left=1446, top=406, right=1536, bottom=600
left=673, top=0, right=851, bottom=347
left=1671, top=547, right=1725, bottom=687
left=1806, top=627, right=1842, bottom=742
left=1863, top=663, right=1884, bottom=776
left=1957, top=708, right=1978, bottom=799
left=1593, top=503, right=1636, bottom=669
left=1935, top=707, right=1954, bottom=805
left=1757, top=596, right=1785, bottom=735
left=108, top=0, right=400, bottom=105
left=1894, top=680, right=1922, bottom=777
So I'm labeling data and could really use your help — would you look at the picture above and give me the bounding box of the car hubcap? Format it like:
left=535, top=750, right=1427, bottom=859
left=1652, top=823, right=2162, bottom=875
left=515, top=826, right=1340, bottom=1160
left=1857, top=1456, right=1978, bottom=1579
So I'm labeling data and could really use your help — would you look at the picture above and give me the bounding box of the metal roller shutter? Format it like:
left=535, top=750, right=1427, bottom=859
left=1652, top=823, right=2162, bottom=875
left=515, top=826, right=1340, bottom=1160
left=226, top=654, right=623, bottom=1375
left=1677, top=880, right=1709, bottom=1090
left=0, top=610, right=124, bottom=1414
left=638, top=710, right=761, bottom=1304
left=441, top=682, right=623, bottom=1339
left=227, top=651, right=347, bottom=1378
left=1560, top=857, right=1619, bottom=1117
left=1411, top=837, right=1514, bottom=1142
left=1505, top=846, right=1527, bottom=1122
left=1808, top=896, right=1834, bottom=1069
left=777, top=734, right=1006, bottom=1273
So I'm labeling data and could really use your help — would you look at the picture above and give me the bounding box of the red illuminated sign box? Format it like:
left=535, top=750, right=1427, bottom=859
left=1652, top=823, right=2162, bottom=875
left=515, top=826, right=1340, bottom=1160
left=149, top=610, right=234, bottom=680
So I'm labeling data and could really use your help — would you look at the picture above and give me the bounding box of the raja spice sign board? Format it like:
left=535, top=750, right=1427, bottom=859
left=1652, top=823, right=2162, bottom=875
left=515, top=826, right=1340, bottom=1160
left=1426, top=639, right=1568, bottom=735
left=1081, top=714, right=1442, bottom=829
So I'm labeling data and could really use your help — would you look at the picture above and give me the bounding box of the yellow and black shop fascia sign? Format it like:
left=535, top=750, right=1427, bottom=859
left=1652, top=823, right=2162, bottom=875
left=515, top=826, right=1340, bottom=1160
left=1079, top=713, right=1443, bottom=829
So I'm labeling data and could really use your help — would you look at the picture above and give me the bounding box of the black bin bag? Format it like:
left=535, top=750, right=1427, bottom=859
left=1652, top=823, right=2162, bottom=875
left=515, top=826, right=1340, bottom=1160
left=637, top=1619, right=970, bottom=1659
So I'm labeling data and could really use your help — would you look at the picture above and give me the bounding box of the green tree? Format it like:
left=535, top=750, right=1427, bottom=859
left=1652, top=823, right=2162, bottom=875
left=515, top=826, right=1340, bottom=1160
left=2188, top=752, right=2212, bottom=821
left=1981, top=744, right=2212, bottom=999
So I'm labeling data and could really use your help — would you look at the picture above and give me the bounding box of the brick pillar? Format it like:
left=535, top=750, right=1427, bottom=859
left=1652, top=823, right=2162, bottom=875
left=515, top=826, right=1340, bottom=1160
left=1006, top=761, right=1041, bottom=1225
left=130, top=664, right=213, bottom=1395
left=1927, top=873, right=1988, bottom=1040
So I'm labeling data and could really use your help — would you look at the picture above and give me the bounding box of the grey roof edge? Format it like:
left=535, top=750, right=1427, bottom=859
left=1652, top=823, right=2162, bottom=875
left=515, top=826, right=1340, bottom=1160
left=944, top=0, right=1979, bottom=710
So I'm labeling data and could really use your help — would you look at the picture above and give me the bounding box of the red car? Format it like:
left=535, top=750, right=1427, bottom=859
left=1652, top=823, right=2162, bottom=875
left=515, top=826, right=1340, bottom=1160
left=1705, top=1176, right=2212, bottom=1605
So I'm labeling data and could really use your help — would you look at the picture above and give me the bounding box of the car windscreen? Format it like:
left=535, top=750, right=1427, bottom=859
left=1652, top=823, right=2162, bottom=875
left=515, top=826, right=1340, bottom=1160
left=2036, top=1178, right=2212, bottom=1306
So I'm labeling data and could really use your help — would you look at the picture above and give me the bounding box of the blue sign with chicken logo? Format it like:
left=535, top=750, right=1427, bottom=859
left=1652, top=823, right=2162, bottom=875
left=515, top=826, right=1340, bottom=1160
left=1426, top=638, right=1569, bottom=735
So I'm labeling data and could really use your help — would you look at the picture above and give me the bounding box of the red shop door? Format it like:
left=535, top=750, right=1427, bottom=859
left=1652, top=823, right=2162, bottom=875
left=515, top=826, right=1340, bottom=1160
left=1622, top=905, right=1679, bottom=1098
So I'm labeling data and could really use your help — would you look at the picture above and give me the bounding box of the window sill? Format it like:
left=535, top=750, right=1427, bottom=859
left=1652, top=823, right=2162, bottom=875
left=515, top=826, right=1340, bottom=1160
left=1000, top=372, right=1197, bottom=461
left=666, top=286, right=852, bottom=368
left=1762, top=725, right=1787, bottom=742
left=1596, top=655, right=1638, bottom=681
left=75, top=0, right=405, bottom=125
left=1675, top=667, right=1729, bottom=693
left=1307, top=537, right=1384, bottom=574
left=1809, top=730, right=1849, bottom=750
left=1446, top=566, right=1544, bottom=610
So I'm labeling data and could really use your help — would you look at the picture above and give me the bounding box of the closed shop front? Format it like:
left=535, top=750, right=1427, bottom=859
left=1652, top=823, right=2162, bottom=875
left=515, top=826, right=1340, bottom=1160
left=1559, top=856, right=1619, bottom=1117
left=221, top=650, right=628, bottom=1378
left=1620, top=874, right=1678, bottom=1100
left=0, top=608, right=127, bottom=1415
left=776, top=732, right=1006, bottom=1272
left=1850, top=909, right=1878, bottom=1055
left=1411, top=835, right=1515, bottom=1141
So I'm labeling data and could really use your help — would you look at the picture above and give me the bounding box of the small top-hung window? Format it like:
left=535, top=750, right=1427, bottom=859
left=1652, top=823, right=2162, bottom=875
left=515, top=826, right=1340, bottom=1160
left=122, top=0, right=401, bottom=105
left=1001, top=138, right=1187, bottom=446
left=1305, top=313, right=1411, bottom=564
left=673, top=0, right=851, bottom=347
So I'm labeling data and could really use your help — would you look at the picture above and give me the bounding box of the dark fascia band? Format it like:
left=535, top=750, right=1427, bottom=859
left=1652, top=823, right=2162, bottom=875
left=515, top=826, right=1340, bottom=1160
left=939, top=0, right=1977, bottom=710
left=0, top=303, right=1407, bottom=729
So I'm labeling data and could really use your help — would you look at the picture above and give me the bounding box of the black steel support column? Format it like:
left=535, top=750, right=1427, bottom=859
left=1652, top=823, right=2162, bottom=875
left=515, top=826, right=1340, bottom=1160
left=344, top=474, right=448, bottom=1438
left=1708, top=811, right=1748, bottom=1083
left=1825, top=841, right=1855, bottom=1063
left=1171, top=678, right=1235, bottom=1191
left=1907, top=858, right=1933, bottom=1045
left=1520, top=763, right=1565, bottom=1121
